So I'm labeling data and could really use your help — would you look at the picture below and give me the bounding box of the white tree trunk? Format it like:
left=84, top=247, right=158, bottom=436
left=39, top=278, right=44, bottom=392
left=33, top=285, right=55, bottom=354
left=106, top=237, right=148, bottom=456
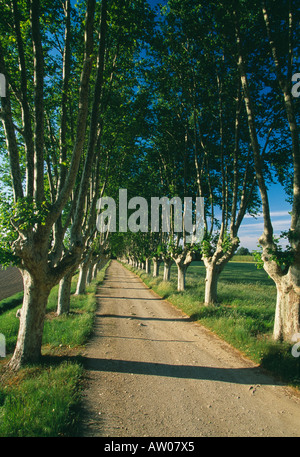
left=202, top=239, right=238, bottom=305
left=173, top=250, right=193, bottom=292
left=92, top=262, right=98, bottom=280
left=57, top=271, right=73, bottom=315
left=152, top=257, right=161, bottom=277
left=86, top=260, right=95, bottom=284
left=163, top=258, right=172, bottom=281
left=145, top=258, right=150, bottom=274
left=263, top=262, right=300, bottom=341
left=9, top=270, right=52, bottom=370
left=177, top=263, right=187, bottom=291
left=75, top=261, right=89, bottom=295
left=204, top=264, right=221, bottom=305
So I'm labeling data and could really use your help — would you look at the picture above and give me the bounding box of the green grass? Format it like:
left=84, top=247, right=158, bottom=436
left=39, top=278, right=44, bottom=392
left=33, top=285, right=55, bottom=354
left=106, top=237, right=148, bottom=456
left=0, top=260, right=110, bottom=437
left=230, top=254, right=255, bottom=263
left=0, top=362, right=82, bottom=437
left=124, top=260, right=300, bottom=388
left=0, top=292, right=23, bottom=315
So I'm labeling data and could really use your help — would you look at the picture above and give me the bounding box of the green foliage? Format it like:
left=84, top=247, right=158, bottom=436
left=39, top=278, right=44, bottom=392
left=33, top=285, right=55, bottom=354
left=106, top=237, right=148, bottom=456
left=267, top=240, right=295, bottom=271
left=221, top=233, right=236, bottom=254
left=252, top=246, right=264, bottom=270
left=236, top=247, right=250, bottom=256
left=253, top=235, right=295, bottom=272
left=200, top=232, right=237, bottom=258
left=200, top=235, right=216, bottom=258
left=11, top=198, right=50, bottom=231
left=0, top=197, right=19, bottom=266
left=0, top=197, right=51, bottom=266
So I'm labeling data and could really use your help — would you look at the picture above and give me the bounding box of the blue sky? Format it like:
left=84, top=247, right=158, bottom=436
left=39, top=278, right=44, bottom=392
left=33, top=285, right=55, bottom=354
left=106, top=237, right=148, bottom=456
left=238, top=182, right=291, bottom=251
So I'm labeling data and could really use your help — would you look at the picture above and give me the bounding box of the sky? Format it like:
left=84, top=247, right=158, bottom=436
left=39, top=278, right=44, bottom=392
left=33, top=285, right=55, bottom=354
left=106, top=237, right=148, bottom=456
left=238, top=182, right=292, bottom=251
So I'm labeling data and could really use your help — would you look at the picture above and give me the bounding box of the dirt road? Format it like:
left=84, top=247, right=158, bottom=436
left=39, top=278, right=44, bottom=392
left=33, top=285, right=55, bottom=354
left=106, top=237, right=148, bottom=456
left=80, top=260, right=300, bottom=437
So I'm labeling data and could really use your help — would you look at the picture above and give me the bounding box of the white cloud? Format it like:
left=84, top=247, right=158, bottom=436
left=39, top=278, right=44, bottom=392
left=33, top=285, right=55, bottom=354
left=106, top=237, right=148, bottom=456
left=241, top=219, right=291, bottom=232
left=244, top=210, right=291, bottom=219
left=238, top=214, right=291, bottom=250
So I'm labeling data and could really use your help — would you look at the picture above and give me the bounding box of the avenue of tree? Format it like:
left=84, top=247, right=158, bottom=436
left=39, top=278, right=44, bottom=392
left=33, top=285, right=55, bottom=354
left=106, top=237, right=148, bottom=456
left=0, top=0, right=299, bottom=370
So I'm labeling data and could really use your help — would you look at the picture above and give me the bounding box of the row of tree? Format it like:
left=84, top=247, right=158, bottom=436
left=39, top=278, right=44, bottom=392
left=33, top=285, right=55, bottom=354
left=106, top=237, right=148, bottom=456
left=108, top=0, right=299, bottom=343
left=0, top=0, right=154, bottom=370
left=0, top=0, right=299, bottom=371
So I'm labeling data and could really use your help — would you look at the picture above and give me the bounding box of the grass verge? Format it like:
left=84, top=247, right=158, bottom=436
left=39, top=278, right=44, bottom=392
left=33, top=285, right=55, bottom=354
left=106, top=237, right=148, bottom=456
left=122, top=260, right=300, bottom=389
left=0, top=261, right=110, bottom=437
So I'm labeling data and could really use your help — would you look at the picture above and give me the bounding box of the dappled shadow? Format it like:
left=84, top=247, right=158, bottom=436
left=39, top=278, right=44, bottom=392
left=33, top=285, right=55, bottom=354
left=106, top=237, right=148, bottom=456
left=81, top=356, right=281, bottom=386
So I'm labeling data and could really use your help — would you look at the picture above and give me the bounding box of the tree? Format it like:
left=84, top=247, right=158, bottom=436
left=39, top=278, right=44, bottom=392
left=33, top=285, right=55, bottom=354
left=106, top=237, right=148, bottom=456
left=0, top=0, right=108, bottom=369
left=233, top=0, right=300, bottom=341
left=0, top=0, right=156, bottom=369
left=147, top=0, right=259, bottom=298
left=236, top=247, right=250, bottom=256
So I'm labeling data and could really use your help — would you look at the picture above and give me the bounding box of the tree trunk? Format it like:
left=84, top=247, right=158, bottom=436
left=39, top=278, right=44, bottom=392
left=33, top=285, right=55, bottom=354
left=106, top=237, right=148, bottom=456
left=92, top=261, right=98, bottom=280
left=173, top=250, right=193, bottom=292
left=204, top=264, right=222, bottom=305
left=235, top=8, right=300, bottom=341
left=86, top=260, right=94, bottom=284
left=145, top=258, right=150, bottom=274
left=57, top=270, right=73, bottom=315
left=152, top=257, right=161, bottom=277
left=177, top=263, right=187, bottom=292
left=9, top=270, right=52, bottom=370
left=75, top=261, right=89, bottom=294
left=262, top=261, right=300, bottom=341
left=202, top=236, right=239, bottom=305
left=273, top=281, right=300, bottom=341
left=163, top=258, right=172, bottom=281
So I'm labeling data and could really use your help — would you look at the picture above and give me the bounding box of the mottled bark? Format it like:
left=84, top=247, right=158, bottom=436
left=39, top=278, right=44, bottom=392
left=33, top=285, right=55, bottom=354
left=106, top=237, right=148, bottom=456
left=75, top=261, right=89, bottom=295
left=9, top=270, right=52, bottom=370
left=57, top=270, right=73, bottom=315
left=163, top=258, right=173, bottom=281
left=152, top=257, right=161, bottom=277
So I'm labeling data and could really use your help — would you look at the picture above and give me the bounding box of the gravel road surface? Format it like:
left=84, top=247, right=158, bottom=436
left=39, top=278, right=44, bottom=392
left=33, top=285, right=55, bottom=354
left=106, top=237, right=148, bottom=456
left=80, top=260, right=300, bottom=437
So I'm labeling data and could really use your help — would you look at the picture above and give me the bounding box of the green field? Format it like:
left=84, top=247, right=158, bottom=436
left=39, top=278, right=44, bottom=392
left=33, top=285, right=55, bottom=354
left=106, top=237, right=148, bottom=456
left=126, top=260, right=300, bottom=388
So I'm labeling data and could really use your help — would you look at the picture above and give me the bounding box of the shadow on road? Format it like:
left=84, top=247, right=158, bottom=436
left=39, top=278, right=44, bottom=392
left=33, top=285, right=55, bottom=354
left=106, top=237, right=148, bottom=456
left=97, top=313, right=192, bottom=323
left=81, top=356, right=280, bottom=386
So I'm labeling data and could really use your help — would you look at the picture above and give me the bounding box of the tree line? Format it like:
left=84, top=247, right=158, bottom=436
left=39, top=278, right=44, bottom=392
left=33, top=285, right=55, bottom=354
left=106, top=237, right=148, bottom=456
left=0, top=0, right=299, bottom=371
